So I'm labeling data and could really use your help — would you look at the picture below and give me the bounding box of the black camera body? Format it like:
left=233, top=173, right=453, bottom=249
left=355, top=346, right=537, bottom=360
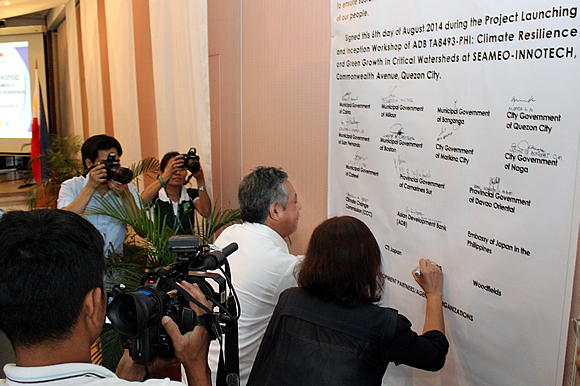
left=108, top=284, right=196, bottom=361
left=102, top=153, right=133, bottom=184
left=107, top=235, right=235, bottom=362
left=182, top=147, right=201, bottom=174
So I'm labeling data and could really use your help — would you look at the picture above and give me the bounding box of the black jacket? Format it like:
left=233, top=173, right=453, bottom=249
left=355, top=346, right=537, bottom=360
left=248, top=287, right=449, bottom=386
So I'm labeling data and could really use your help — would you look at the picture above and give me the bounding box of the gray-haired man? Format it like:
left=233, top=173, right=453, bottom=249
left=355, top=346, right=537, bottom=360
left=208, top=167, right=302, bottom=385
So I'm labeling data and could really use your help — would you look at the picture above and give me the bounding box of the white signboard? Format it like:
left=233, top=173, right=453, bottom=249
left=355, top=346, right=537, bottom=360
left=328, top=1, right=580, bottom=384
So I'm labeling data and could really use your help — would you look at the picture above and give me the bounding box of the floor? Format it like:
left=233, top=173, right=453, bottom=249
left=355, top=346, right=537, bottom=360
left=0, top=169, right=34, bottom=214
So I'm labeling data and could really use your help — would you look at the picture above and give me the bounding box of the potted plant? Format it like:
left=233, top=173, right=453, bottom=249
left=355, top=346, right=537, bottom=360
left=26, top=135, right=84, bottom=208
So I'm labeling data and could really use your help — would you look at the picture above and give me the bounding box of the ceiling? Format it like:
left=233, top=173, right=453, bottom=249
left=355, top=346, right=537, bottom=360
left=0, top=0, right=67, bottom=20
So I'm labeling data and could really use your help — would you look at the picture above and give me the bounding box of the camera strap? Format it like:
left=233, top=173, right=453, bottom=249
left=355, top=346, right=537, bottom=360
left=217, top=334, right=240, bottom=386
left=216, top=295, right=240, bottom=386
left=82, top=164, right=95, bottom=177
left=194, top=314, right=219, bottom=340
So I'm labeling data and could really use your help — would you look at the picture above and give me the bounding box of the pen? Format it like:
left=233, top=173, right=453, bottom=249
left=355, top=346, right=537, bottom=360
left=415, top=264, right=442, bottom=277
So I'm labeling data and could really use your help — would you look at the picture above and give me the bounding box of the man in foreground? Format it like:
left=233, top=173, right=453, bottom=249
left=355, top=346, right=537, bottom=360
left=0, top=209, right=211, bottom=385
left=209, top=167, right=302, bottom=385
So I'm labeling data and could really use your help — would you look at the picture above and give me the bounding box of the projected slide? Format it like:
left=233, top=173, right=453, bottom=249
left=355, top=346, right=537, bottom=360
left=0, top=41, right=31, bottom=139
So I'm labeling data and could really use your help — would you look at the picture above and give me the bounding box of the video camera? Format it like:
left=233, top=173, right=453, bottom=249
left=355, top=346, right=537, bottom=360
left=102, top=153, right=133, bottom=184
left=107, top=235, right=239, bottom=362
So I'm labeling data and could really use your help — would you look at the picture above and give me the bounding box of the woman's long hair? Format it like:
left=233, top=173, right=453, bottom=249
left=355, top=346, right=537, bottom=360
left=297, top=216, right=384, bottom=306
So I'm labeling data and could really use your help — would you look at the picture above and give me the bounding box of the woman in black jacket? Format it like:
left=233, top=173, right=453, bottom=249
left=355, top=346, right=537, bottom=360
left=248, top=215, right=448, bottom=386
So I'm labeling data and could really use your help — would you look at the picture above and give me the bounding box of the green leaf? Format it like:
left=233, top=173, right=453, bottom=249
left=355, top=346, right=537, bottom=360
left=86, top=195, right=179, bottom=271
left=128, top=157, right=159, bottom=192
left=194, top=205, right=242, bottom=244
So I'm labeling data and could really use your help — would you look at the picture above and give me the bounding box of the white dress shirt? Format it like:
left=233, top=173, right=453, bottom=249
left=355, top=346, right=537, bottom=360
left=57, top=175, right=141, bottom=256
left=207, top=222, right=300, bottom=386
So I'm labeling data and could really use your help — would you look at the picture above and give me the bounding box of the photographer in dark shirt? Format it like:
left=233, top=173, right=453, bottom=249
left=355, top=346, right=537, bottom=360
left=142, top=151, right=211, bottom=233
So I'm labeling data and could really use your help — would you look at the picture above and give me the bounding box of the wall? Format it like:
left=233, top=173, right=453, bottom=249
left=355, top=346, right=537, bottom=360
left=208, top=1, right=580, bottom=384
left=208, top=1, right=331, bottom=254
left=43, top=0, right=212, bottom=195
left=54, top=18, right=73, bottom=137
left=207, top=0, right=242, bottom=211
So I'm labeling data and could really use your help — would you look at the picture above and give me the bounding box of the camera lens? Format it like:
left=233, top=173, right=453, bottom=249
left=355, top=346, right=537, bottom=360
left=112, top=167, right=133, bottom=184
left=184, top=148, right=200, bottom=174
left=107, top=288, right=168, bottom=336
left=186, top=159, right=200, bottom=174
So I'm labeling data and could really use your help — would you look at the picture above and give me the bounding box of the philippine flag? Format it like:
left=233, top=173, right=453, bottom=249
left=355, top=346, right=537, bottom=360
left=30, top=67, right=50, bottom=182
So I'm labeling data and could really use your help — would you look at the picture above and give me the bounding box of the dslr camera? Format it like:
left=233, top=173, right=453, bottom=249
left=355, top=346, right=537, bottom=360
left=181, top=147, right=201, bottom=174
left=107, top=235, right=238, bottom=362
left=102, top=153, right=133, bottom=184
